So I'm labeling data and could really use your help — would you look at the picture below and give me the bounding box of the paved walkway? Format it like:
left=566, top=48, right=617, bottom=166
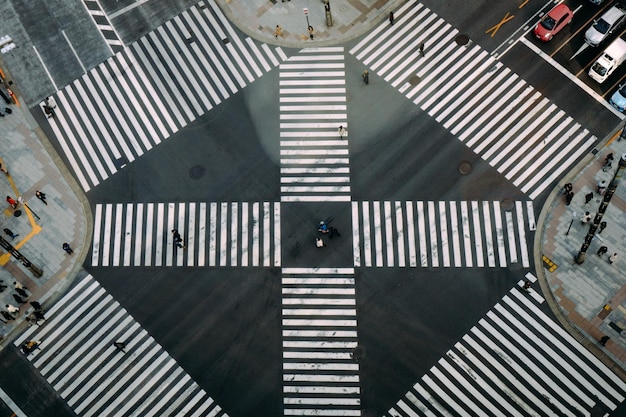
left=538, top=130, right=626, bottom=380
left=0, top=58, right=89, bottom=349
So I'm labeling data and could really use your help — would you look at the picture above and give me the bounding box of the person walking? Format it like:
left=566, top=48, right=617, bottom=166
left=389, top=11, right=394, bottom=25
left=600, top=335, right=610, bottom=346
left=5, top=304, right=18, bottom=315
left=318, top=221, right=329, bottom=233
left=338, top=125, right=347, bottom=139
left=15, top=286, right=28, bottom=298
left=418, top=42, right=425, bottom=57
left=3, top=228, right=18, bottom=239
left=21, top=340, right=41, bottom=354
left=609, top=252, right=618, bottom=264
left=35, top=190, right=47, bottom=205
left=597, top=180, right=607, bottom=194
left=563, top=183, right=573, bottom=193
left=581, top=211, right=592, bottom=224
left=584, top=192, right=593, bottom=204
left=565, top=191, right=574, bottom=205
left=6, top=196, right=17, bottom=209
left=315, top=237, right=325, bottom=248
left=597, top=246, right=608, bottom=256
left=275, top=25, right=283, bottom=38
left=362, top=70, right=369, bottom=85
left=329, top=226, right=341, bottom=239
left=0, top=162, right=8, bottom=175
left=598, top=221, right=607, bottom=233
left=62, top=242, right=73, bottom=254
left=308, top=25, right=314, bottom=40
left=603, top=153, right=614, bottom=171
left=171, top=229, right=186, bottom=249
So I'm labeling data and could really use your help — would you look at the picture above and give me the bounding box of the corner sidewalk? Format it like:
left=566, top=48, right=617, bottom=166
left=538, top=128, right=626, bottom=381
left=0, top=59, right=90, bottom=349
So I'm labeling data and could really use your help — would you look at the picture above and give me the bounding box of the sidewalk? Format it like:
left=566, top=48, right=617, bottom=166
left=0, top=59, right=89, bottom=349
left=538, top=129, right=626, bottom=380
left=215, top=0, right=401, bottom=48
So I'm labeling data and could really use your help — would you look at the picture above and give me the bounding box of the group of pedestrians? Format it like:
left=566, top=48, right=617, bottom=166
left=0, top=281, right=43, bottom=324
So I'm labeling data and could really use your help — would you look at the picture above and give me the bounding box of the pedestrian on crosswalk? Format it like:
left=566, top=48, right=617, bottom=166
left=418, top=42, right=425, bottom=57
left=21, top=340, right=41, bottom=354
left=113, top=341, right=126, bottom=353
left=565, top=191, right=574, bottom=205
left=389, top=11, right=394, bottom=25
left=275, top=25, right=283, bottom=38
left=362, top=70, right=369, bottom=84
left=315, top=237, right=326, bottom=248
left=171, top=229, right=186, bottom=249
left=598, top=221, right=607, bottom=233
left=3, top=228, right=18, bottom=239
left=338, top=125, right=347, bottom=139
left=35, top=190, right=47, bottom=205
left=62, top=242, right=73, bottom=254
left=597, top=246, right=608, bottom=256
left=584, top=192, right=593, bottom=204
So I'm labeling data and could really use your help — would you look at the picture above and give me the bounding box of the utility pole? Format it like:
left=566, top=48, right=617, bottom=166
left=575, top=153, right=626, bottom=264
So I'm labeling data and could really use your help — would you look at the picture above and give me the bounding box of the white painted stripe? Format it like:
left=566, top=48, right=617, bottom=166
left=101, top=204, right=113, bottom=267
left=406, top=201, right=417, bottom=267
left=505, top=211, right=517, bottom=264
left=209, top=202, right=217, bottom=266
left=251, top=202, right=259, bottom=267
left=413, top=382, right=455, bottom=417
left=231, top=202, right=238, bottom=266
left=134, top=203, right=144, bottom=266
left=274, top=203, right=281, bottom=267
left=123, top=203, right=133, bottom=266
left=482, top=202, right=495, bottom=267
left=111, top=203, right=123, bottom=266
left=492, top=201, right=506, bottom=267
left=428, top=201, right=438, bottom=267
left=395, top=201, right=406, bottom=267
left=448, top=202, right=461, bottom=267
left=373, top=202, right=383, bottom=266
left=92, top=204, right=102, bottom=266
left=439, top=201, right=450, bottom=267
left=155, top=203, right=165, bottom=266
left=471, top=201, right=484, bottom=267
left=352, top=202, right=360, bottom=267
left=187, top=203, right=196, bottom=266
left=220, top=202, right=228, bottom=266
left=144, top=203, right=154, bottom=266
left=384, top=201, right=394, bottom=267
left=460, top=201, right=472, bottom=267
left=416, top=201, right=427, bottom=267
left=362, top=202, right=372, bottom=267
left=282, top=319, right=357, bottom=327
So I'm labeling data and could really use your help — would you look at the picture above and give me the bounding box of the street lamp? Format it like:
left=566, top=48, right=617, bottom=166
left=575, top=153, right=626, bottom=264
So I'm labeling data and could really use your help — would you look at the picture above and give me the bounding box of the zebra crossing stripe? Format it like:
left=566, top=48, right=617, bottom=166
left=48, top=1, right=286, bottom=192
left=387, top=284, right=626, bottom=417
left=15, top=274, right=229, bottom=417
left=282, top=268, right=361, bottom=416
left=350, top=0, right=599, bottom=199
left=91, top=202, right=280, bottom=267
left=82, top=0, right=124, bottom=54
left=354, top=201, right=533, bottom=268
left=280, top=48, right=351, bottom=202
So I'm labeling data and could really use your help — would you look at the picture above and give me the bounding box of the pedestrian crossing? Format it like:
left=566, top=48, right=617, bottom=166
left=349, top=0, right=597, bottom=200
left=90, top=201, right=281, bottom=267
left=386, top=279, right=626, bottom=417
left=14, top=274, right=229, bottom=417
left=280, top=47, right=351, bottom=202
left=82, top=0, right=124, bottom=54
left=281, top=268, right=361, bottom=416
left=352, top=200, right=535, bottom=268
left=47, top=0, right=287, bottom=192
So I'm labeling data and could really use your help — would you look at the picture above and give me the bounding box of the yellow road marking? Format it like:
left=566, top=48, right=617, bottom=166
left=486, top=12, right=514, bottom=38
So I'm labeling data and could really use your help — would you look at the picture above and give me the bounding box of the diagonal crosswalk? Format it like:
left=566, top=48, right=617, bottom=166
left=350, top=0, right=597, bottom=200
left=46, top=0, right=287, bottom=192
left=91, top=201, right=281, bottom=267
left=281, top=268, right=361, bottom=416
left=352, top=201, right=535, bottom=268
left=386, top=277, right=626, bottom=417
left=14, top=274, right=229, bottom=417
left=280, top=47, right=351, bottom=202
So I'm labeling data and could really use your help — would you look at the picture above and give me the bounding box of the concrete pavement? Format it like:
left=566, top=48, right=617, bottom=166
left=0, top=59, right=90, bottom=349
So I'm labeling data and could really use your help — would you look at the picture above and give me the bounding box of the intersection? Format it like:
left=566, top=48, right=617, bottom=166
left=1, top=0, right=626, bottom=416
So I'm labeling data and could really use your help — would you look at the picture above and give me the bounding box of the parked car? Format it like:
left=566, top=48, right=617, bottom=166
left=610, top=84, right=626, bottom=112
left=534, top=3, right=574, bottom=42
left=585, top=5, right=626, bottom=46
left=589, top=0, right=606, bottom=5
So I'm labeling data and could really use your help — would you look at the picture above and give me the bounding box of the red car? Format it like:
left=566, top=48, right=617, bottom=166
left=534, top=3, right=574, bottom=41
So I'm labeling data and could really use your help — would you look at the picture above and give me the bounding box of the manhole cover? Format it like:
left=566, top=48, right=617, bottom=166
left=458, top=161, right=472, bottom=175
left=408, top=75, right=420, bottom=86
left=455, top=34, right=470, bottom=45
left=14, top=210, right=21, bottom=217
left=501, top=198, right=514, bottom=211
left=189, top=165, right=206, bottom=179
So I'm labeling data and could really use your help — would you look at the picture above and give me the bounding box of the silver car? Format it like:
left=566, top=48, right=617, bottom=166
left=585, top=5, right=626, bottom=46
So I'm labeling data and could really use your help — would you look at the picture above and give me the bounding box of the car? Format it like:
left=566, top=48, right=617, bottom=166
left=589, top=0, right=606, bottom=5
left=534, top=3, right=574, bottom=42
left=585, top=5, right=626, bottom=46
left=610, top=83, right=626, bottom=112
